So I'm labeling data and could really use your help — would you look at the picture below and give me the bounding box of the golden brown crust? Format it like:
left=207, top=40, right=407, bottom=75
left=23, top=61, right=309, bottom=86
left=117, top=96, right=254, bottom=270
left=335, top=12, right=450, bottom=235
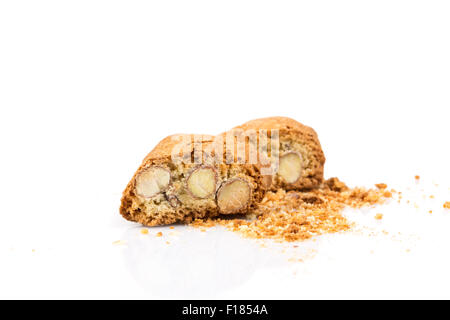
left=142, top=134, right=215, bottom=164
left=233, top=116, right=318, bottom=134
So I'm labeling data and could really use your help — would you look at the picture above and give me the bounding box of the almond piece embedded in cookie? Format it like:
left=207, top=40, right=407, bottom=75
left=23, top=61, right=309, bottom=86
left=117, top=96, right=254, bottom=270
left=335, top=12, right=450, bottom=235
left=186, top=166, right=217, bottom=199
left=135, top=167, right=171, bottom=198
left=216, top=178, right=251, bottom=214
left=278, top=152, right=302, bottom=184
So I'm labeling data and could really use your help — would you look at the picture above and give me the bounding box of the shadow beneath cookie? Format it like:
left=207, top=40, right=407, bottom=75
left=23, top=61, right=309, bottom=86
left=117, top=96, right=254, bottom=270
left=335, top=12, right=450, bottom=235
left=120, top=225, right=289, bottom=298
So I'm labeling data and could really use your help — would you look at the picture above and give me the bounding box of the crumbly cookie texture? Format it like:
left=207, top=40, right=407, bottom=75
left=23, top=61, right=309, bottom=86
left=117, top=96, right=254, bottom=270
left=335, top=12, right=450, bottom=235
left=120, top=117, right=326, bottom=226
left=191, top=178, right=393, bottom=242
left=120, top=134, right=263, bottom=226
left=232, top=116, right=325, bottom=191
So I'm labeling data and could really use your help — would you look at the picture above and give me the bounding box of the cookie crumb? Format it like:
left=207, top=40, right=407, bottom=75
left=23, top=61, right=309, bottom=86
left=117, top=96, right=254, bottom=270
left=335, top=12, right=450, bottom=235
left=140, top=228, right=149, bottom=235
left=156, top=232, right=163, bottom=237
left=169, top=226, right=175, bottom=229
left=383, top=191, right=392, bottom=198
left=415, top=175, right=420, bottom=180
left=375, top=183, right=387, bottom=189
left=444, top=202, right=450, bottom=209
left=324, top=177, right=349, bottom=192
left=374, top=213, right=383, bottom=220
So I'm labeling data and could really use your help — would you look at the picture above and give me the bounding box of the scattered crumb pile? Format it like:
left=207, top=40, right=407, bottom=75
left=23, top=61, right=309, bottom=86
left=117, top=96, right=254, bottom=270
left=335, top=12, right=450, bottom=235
left=191, top=178, right=393, bottom=242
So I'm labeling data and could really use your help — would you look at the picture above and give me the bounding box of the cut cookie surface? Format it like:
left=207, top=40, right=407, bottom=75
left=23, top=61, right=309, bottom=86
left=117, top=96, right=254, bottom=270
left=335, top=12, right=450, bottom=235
left=120, top=117, right=325, bottom=226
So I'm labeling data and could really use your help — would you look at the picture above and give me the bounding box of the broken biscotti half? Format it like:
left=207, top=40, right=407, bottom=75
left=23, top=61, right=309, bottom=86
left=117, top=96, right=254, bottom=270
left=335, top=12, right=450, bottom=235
left=120, top=134, right=266, bottom=226
left=231, top=117, right=325, bottom=191
left=120, top=117, right=325, bottom=226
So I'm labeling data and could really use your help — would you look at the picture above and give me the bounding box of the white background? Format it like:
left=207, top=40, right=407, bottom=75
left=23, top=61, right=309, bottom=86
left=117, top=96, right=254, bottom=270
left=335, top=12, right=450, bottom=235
left=0, top=1, right=449, bottom=299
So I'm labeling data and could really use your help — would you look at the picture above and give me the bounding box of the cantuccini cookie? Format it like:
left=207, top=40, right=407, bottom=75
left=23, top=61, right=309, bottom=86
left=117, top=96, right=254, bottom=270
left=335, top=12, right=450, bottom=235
left=120, top=117, right=325, bottom=226
left=120, top=134, right=264, bottom=226
left=231, top=117, right=325, bottom=191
